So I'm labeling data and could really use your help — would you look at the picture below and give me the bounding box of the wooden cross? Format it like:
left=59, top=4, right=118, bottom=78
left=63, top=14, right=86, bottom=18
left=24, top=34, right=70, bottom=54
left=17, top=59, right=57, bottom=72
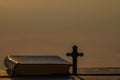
left=66, top=45, right=84, bottom=75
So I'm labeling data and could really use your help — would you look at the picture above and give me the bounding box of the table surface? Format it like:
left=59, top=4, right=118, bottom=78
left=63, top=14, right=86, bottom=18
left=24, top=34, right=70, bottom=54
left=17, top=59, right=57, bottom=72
left=0, top=68, right=120, bottom=80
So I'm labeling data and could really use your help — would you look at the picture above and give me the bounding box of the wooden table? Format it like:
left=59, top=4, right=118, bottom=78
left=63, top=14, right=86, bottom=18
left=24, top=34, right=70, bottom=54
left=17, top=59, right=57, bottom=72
left=1, top=68, right=120, bottom=80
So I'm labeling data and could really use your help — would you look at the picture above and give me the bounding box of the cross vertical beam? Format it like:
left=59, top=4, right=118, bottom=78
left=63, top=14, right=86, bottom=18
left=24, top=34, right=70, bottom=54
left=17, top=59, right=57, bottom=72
left=66, top=45, right=84, bottom=76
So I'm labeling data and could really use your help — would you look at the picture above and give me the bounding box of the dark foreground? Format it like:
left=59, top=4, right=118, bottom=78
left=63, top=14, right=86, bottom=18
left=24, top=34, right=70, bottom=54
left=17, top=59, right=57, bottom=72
left=0, top=68, right=120, bottom=80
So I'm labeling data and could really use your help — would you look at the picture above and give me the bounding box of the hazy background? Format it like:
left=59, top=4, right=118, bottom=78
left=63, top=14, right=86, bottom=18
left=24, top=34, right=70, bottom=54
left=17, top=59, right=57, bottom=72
left=0, top=0, right=120, bottom=68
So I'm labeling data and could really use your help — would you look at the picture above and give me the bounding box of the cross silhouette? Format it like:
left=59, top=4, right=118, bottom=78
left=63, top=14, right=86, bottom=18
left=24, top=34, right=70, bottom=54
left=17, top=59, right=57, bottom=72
left=66, top=45, right=84, bottom=76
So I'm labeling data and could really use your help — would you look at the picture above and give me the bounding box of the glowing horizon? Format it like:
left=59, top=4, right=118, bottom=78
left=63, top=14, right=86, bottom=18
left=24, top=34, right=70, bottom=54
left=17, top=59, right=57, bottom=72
left=0, top=0, right=120, bottom=68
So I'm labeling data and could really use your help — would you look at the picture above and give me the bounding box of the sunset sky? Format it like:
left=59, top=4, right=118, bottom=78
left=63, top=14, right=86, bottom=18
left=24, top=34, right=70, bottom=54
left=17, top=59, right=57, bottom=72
left=0, top=0, right=120, bottom=68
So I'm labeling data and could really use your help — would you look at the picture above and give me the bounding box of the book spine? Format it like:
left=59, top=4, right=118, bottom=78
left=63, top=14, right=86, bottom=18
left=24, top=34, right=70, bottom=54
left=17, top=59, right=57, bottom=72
left=4, top=55, right=18, bottom=75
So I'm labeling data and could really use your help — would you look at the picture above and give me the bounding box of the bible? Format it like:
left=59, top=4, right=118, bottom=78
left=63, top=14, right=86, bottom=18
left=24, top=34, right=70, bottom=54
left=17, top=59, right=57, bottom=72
left=4, top=55, right=72, bottom=76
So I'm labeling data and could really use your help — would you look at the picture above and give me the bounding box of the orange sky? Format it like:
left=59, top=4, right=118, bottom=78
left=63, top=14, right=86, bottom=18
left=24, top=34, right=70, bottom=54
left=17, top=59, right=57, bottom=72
left=0, top=0, right=120, bottom=68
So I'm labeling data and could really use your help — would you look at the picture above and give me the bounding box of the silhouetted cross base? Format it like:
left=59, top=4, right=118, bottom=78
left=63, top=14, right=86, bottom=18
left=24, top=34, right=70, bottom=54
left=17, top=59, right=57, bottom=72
left=66, top=45, right=84, bottom=76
